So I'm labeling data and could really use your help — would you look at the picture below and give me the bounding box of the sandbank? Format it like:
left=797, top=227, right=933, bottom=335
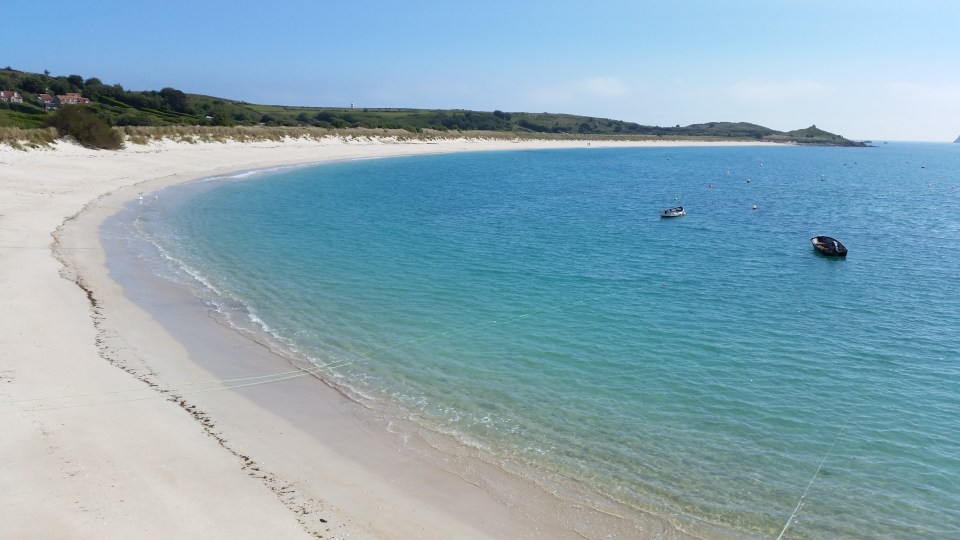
left=0, top=136, right=762, bottom=538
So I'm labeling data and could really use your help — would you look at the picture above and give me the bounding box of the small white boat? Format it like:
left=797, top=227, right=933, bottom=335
left=661, top=206, right=686, bottom=218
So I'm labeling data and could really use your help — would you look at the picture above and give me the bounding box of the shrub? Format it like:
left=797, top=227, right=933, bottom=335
left=46, top=105, right=124, bottom=149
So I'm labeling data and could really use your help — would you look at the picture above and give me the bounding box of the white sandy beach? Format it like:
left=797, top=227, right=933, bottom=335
left=0, top=136, right=767, bottom=539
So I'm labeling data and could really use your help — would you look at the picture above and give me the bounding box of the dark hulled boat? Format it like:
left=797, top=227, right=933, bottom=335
left=811, top=236, right=848, bottom=257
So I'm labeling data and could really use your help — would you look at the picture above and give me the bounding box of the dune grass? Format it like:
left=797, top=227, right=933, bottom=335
left=117, top=125, right=679, bottom=145
left=2, top=124, right=730, bottom=150
left=0, top=127, right=58, bottom=149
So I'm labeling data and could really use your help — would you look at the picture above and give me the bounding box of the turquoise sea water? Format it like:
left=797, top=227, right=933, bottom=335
left=125, top=144, right=959, bottom=538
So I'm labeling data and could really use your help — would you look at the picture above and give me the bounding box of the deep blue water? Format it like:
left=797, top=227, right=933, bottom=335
left=131, top=143, right=960, bottom=538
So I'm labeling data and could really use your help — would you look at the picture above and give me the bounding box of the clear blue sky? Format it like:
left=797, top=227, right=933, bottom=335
left=4, top=0, right=958, bottom=141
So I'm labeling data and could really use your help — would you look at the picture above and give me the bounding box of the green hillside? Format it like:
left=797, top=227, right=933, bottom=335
left=0, top=67, right=865, bottom=146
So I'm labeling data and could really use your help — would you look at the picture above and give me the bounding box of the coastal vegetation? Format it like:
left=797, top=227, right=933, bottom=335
left=46, top=105, right=123, bottom=149
left=1, top=67, right=866, bottom=148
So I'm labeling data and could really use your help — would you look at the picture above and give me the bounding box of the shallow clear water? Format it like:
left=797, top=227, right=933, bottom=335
left=129, top=143, right=960, bottom=538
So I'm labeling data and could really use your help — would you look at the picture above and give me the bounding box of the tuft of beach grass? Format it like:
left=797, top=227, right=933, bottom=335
left=0, top=127, right=58, bottom=149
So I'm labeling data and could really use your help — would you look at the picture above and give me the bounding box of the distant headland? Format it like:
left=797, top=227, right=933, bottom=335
left=1, top=67, right=867, bottom=148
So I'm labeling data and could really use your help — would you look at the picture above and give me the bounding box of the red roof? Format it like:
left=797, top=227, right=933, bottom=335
left=57, top=93, right=91, bottom=104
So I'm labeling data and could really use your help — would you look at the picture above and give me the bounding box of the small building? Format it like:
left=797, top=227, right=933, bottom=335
left=38, top=93, right=58, bottom=109
left=0, top=90, right=23, bottom=103
left=57, top=92, right=91, bottom=105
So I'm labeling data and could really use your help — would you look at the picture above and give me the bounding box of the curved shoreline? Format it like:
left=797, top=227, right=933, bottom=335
left=0, top=137, right=765, bottom=538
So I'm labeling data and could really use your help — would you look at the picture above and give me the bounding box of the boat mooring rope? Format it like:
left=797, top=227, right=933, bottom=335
left=3, top=288, right=621, bottom=414
left=776, top=420, right=850, bottom=539
left=0, top=359, right=351, bottom=414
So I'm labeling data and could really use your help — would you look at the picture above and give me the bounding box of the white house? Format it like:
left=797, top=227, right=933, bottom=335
left=0, top=90, right=23, bottom=103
